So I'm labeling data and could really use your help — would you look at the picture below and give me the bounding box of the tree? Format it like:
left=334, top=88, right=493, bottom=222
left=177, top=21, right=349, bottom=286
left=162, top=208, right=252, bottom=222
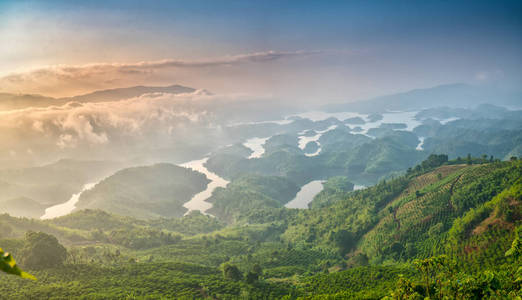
left=20, top=231, right=67, bottom=269
left=505, top=227, right=521, bottom=259
left=252, top=263, right=263, bottom=278
left=246, top=271, right=259, bottom=284
left=330, top=230, right=356, bottom=255
left=223, top=263, right=242, bottom=281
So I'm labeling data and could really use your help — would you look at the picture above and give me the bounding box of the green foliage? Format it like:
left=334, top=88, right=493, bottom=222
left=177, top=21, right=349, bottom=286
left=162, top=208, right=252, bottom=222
left=148, top=210, right=225, bottom=235
left=76, top=163, right=210, bottom=219
left=20, top=231, right=67, bottom=269
left=223, top=263, right=243, bottom=281
left=505, top=225, right=522, bottom=258
left=321, top=176, right=354, bottom=193
left=388, top=255, right=520, bottom=299
left=0, top=262, right=293, bottom=299
left=0, top=158, right=519, bottom=298
left=208, top=174, right=299, bottom=223
left=297, top=265, right=416, bottom=299
left=0, top=247, right=35, bottom=280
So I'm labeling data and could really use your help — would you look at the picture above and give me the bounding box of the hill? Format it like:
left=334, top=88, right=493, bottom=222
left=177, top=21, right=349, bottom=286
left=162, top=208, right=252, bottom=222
left=323, top=83, right=522, bottom=113
left=75, top=163, right=210, bottom=219
left=62, top=84, right=195, bottom=103
left=0, top=157, right=519, bottom=299
left=0, top=93, right=59, bottom=110
left=0, top=84, right=196, bottom=111
left=0, top=159, right=122, bottom=218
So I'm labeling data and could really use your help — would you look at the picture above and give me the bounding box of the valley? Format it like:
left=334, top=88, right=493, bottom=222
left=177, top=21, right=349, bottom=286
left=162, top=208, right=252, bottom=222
left=1, top=2, right=521, bottom=298
left=0, top=91, right=520, bottom=298
left=1, top=95, right=520, bottom=298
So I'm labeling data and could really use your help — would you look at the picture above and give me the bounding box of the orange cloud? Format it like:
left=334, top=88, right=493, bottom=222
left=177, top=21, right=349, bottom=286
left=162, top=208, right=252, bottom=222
left=0, top=50, right=319, bottom=97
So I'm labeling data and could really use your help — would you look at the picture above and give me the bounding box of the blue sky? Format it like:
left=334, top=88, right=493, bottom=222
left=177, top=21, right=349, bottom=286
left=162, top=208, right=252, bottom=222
left=0, top=0, right=521, bottom=100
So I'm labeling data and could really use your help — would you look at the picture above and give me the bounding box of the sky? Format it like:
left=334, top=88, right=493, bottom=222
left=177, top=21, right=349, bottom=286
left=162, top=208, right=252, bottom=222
left=0, top=0, right=521, bottom=101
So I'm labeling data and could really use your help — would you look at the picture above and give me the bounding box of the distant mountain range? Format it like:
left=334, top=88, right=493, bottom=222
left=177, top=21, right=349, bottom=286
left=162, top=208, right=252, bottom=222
left=0, top=84, right=196, bottom=110
left=2, top=82, right=521, bottom=115
left=323, top=83, right=522, bottom=113
left=65, top=84, right=195, bottom=103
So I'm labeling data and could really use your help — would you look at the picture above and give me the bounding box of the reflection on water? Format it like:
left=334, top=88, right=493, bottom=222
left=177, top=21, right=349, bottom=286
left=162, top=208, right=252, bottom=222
left=41, top=182, right=98, bottom=220
left=285, top=180, right=324, bottom=209
left=180, top=157, right=229, bottom=215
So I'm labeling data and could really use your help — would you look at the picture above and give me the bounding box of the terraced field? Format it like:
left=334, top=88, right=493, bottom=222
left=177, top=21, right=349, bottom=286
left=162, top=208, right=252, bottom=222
left=359, top=162, right=520, bottom=260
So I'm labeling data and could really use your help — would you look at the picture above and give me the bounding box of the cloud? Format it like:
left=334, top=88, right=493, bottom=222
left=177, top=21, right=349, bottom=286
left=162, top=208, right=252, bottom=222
left=0, top=90, right=259, bottom=157
left=0, top=50, right=320, bottom=96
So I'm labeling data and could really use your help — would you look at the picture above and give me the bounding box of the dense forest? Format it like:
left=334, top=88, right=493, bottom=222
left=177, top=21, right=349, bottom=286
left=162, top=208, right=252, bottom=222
left=0, top=157, right=520, bottom=299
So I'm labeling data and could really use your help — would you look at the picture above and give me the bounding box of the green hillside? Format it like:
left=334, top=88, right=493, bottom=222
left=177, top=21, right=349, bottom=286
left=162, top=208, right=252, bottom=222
left=0, top=158, right=519, bottom=299
left=76, top=163, right=210, bottom=219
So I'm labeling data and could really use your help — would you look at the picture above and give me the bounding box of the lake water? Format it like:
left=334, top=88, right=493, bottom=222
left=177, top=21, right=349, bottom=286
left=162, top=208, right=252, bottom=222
left=243, top=137, right=270, bottom=159
left=40, top=182, right=98, bottom=220
left=290, top=110, right=422, bottom=135
left=353, top=184, right=366, bottom=190
left=40, top=110, right=417, bottom=219
left=416, top=137, right=425, bottom=150
left=285, top=180, right=325, bottom=209
left=355, top=111, right=421, bottom=134
left=290, top=111, right=366, bottom=122
left=297, top=125, right=337, bottom=157
left=438, top=117, right=460, bottom=125
left=180, top=157, right=229, bottom=215
left=237, top=110, right=425, bottom=159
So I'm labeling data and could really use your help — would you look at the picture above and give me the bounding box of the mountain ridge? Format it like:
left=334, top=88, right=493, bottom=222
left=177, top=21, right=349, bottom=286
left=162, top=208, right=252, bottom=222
left=323, top=83, right=522, bottom=113
left=0, top=84, right=197, bottom=110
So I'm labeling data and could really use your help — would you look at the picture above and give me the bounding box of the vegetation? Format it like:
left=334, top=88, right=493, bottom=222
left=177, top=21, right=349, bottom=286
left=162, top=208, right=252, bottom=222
left=76, top=163, right=210, bottom=219
left=0, top=247, right=35, bottom=280
left=0, top=157, right=519, bottom=298
left=207, top=175, right=299, bottom=223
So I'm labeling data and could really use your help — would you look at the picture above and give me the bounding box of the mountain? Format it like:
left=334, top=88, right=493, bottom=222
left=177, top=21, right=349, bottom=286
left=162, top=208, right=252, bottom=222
left=0, top=84, right=196, bottom=110
left=0, top=197, right=47, bottom=219
left=0, top=93, right=59, bottom=110
left=75, top=163, right=210, bottom=219
left=323, top=83, right=522, bottom=113
left=61, top=84, right=196, bottom=103
left=0, top=159, right=123, bottom=216
left=0, top=158, right=519, bottom=299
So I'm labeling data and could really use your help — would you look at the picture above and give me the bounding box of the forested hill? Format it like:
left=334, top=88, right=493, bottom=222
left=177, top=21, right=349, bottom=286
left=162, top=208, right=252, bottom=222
left=0, top=157, right=520, bottom=299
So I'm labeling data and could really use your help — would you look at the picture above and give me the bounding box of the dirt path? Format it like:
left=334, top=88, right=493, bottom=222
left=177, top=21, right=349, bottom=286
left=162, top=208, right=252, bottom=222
left=447, top=174, right=463, bottom=211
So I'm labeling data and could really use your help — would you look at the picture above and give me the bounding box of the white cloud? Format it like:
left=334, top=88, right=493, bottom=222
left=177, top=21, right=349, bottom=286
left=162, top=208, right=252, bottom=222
left=0, top=91, right=260, bottom=152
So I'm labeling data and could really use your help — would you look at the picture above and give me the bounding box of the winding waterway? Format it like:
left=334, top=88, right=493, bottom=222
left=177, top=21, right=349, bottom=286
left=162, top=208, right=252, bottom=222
left=41, top=182, right=98, bottom=219
left=180, top=157, right=229, bottom=215
left=297, top=125, right=338, bottom=156
left=416, top=137, right=425, bottom=150
left=243, top=137, right=270, bottom=159
left=39, top=110, right=421, bottom=219
left=285, top=180, right=325, bottom=209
